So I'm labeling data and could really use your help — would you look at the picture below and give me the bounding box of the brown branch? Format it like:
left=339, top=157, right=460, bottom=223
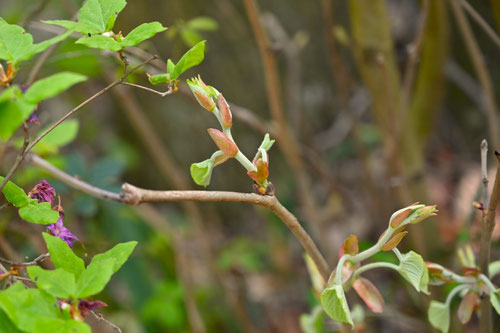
left=28, top=152, right=331, bottom=287
left=121, top=183, right=331, bottom=280
left=449, top=0, right=500, bottom=149
left=478, top=142, right=500, bottom=333
left=120, top=82, right=173, bottom=97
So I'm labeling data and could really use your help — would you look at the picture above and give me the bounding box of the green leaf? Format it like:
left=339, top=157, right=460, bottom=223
left=78, top=0, right=127, bottom=32
left=0, top=176, right=29, bottom=207
left=186, top=17, right=218, bottom=31
left=0, top=308, right=22, bottom=333
left=0, top=99, right=33, bottom=141
left=428, top=301, right=449, bottom=333
left=167, top=59, right=175, bottom=74
left=18, top=201, right=59, bottom=224
left=190, top=158, right=214, bottom=187
left=180, top=29, right=204, bottom=47
left=23, top=72, right=87, bottom=105
left=43, top=233, right=85, bottom=279
left=300, top=306, right=324, bottom=333
left=398, top=251, right=429, bottom=294
left=27, top=266, right=76, bottom=299
left=33, top=319, right=90, bottom=333
left=258, top=133, right=275, bottom=152
left=75, top=241, right=137, bottom=298
left=491, top=289, right=500, bottom=315
left=41, top=20, right=99, bottom=35
left=0, top=282, right=59, bottom=333
left=489, top=260, right=500, bottom=277
left=122, top=22, right=167, bottom=47
left=75, top=35, right=123, bottom=51
left=169, top=41, right=206, bottom=80
left=148, top=74, right=169, bottom=85
left=320, top=285, right=353, bottom=327
left=34, top=120, right=79, bottom=154
left=0, top=19, right=71, bottom=65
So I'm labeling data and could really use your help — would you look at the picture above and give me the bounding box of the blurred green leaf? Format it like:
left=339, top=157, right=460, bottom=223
left=19, top=201, right=59, bottom=224
left=300, top=306, right=324, bottom=333
left=148, top=73, right=169, bottom=85
left=186, top=17, right=218, bottom=31
left=27, top=266, right=76, bottom=299
left=0, top=176, right=29, bottom=207
left=43, top=233, right=85, bottom=279
left=32, top=319, right=90, bottom=333
left=34, top=120, right=79, bottom=154
left=0, top=308, right=22, bottom=333
left=491, top=289, right=500, bottom=315
left=428, top=301, right=449, bottom=333
left=23, top=73, right=87, bottom=105
left=180, top=29, right=203, bottom=47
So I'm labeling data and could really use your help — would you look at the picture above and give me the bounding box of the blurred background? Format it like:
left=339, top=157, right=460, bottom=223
left=1, top=0, right=500, bottom=331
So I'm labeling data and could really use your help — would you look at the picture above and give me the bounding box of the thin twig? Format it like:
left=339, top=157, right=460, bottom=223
left=121, top=82, right=173, bottom=97
left=0, top=253, right=49, bottom=267
left=461, top=0, right=500, bottom=50
left=27, top=153, right=122, bottom=201
left=449, top=0, right=500, bottom=149
left=91, top=311, right=122, bottom=333
left=0, top=124, right=30, bottom=193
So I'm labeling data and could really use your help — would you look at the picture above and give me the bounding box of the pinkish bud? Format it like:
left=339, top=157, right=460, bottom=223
left=194, top=90, right=215, bottom=112
left=390, top=208, right=411, bottom=228
left=338, top=234, right=359, bottom=258
left=457, top=291, right=479, bottom=324
left=214, top=154, right=230, bottom=167
left=247, top=158, right=269, bottom=184
left=217, top=93, right=232, bottom=127
left=380, top=230, right=408, bottom=251
left=207, top=129, right=238, bottom=157
left=352, top=277, right=385, bottom=313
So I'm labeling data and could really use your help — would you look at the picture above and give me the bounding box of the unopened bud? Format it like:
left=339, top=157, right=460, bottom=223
left=247, top=158, right=269, bottom=183
left=207, top=129, right=238, bottom=157
left=194, top=90, right=215, bottom=111
left=410, top=205, right=437, bottom=224
left=217, top=93, right=232, bottom=127
left=390, top=208, right=411, bottom=228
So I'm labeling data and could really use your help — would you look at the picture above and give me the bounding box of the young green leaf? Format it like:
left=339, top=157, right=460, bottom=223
left=186, top=17, right=218, bottom=31
left=75, top=35, right=123, bottom=51
left=41, top=20, right=99, bottom=35
left=320, top=285, right=354, bottom=327
left=78, top=0, right=127, bottom=33
left=0, top=176, right=29, bottom=207
left=398, top=251, right=429, bottom=294
left=121, top=22, right=167, bottom=47
left=27, top=266, right=76, bottom=299
left=43, top=233, right=85, bottom=279
left=190, top=158, right=214, bottom=187
left=428, top=301, right=450, bottom=333
left=148, top=74, right=169, bottom=85
left=23, top=73, right=87, bottom=105
left=0, top=308, right=22, bottom=333
left=91, top=241, right=138, bottom=274
left=18, top=202, right=59, bottom=224
left=167, top=59, right=175, bottom=74
left=299, top=306, right=324, bottom=333
left=169, top=41, right=206, bottom=79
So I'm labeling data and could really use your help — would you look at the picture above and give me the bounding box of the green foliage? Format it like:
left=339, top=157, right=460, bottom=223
left=0, top=18, right=71, bottom=66
left=491, top=290, right=500, bottom=315
left=300, top=306, right=325, bottom=333
left=428, top=301, right=450, bottom=333
left=18, top=201, right=60, bottom=224
left=27, top=266, right=77, bottom=299
left=0, top=176, right=29, bottom=207
left=34, top=120, right=80, bottom=155
left=398, top=251, right=429, bottom=294
left=149, top=41, right=206, bottom=85
left=23, top=73, right=87, bottom=105
left=120, top=22, right=168, bottom=47
left=320, top=285, right=353, bottom=327
left=43, top=233, right=85, bottom=278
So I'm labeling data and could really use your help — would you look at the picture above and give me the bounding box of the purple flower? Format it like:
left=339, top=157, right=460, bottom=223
left=46, top=206, right=78, bottom=248
left=78, top=300, right=107, bottom=317
left=28, top=180, right=56, bottom=205
left=27, top=113, right=40, bottom=125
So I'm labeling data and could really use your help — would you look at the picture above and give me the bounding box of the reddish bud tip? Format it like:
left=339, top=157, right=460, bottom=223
left=217, top=94, right=232, bottom=127
left=194, top=90, right=215, bottom=112
left=247, top=158, right=269, bottom=183
left=207, top=129, right=238, bottom=157
left=390, top=208, right=411, bottom=228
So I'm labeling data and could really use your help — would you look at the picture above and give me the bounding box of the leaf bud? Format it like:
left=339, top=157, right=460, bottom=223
left=217, top=93, right=232, bottom=127
left=207, top=129, right=238, bottom=157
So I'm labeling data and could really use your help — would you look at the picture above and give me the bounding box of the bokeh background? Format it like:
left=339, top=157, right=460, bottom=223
left=1, top=0, right=500, bottom=331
